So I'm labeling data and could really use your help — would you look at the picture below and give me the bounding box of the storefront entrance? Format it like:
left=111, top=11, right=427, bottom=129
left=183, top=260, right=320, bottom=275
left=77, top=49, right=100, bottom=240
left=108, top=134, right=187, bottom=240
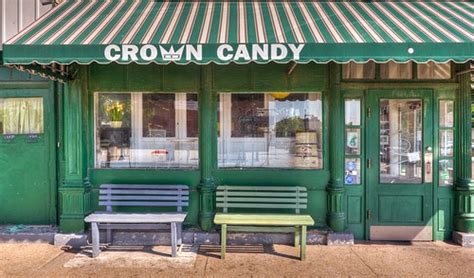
left=0, top=88, right=56, bottom=225
left=366, top=90, right=434, bottom=240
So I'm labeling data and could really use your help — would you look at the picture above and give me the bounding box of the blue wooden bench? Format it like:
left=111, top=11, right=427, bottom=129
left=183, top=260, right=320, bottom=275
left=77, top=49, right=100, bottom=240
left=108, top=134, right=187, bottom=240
left=214, top=185, right=314, bottom=260
left=84, top=184, right=189, bottom=258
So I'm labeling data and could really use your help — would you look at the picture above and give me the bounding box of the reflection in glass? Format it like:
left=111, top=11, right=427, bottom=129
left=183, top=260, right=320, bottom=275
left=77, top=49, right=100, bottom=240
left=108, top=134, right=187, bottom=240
left=418, top=62, right=451, bottom=79
left=345, top=128, right=360, bottom=155
left=0, top=97, right=44, bottom=134
left=439, top=159, right=454, bottom=186
left=440, top=130, right=454, bottom=157
left=345, top=158, right=361, bottom=185
left=95, top=93, right=198, bottom=169
left=379, top=99, right=422, bottom=184
left=380, top=62, right=413, bottom=79
left=440, top=100, right=454, bottom=128
left=218, top=93, right=323, bottom=169
left=345, top=99, right=361, bottom=126
left=342, top=62, right=376, bottom=79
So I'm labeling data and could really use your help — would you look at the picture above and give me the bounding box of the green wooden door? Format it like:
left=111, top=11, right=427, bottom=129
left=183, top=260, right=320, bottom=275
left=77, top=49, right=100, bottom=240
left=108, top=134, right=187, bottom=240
left=366, top=89, right=434, bottom=240
left=0, top=89, right=56, bottom=225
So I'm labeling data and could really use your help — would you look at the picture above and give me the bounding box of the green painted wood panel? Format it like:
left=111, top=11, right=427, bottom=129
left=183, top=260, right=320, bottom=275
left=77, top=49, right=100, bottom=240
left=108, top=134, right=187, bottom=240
left=0, top=88, right=56, bottom=225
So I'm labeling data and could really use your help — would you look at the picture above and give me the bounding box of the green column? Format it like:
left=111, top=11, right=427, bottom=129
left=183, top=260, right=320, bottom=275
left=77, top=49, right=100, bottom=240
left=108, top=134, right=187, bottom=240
left=59, top=67, right=91, bottom=233
left=454, top=64, right=474, bottom=233
left=326, top=63, right=346, bottom=232
left=198, top=65, right=217, bottom=231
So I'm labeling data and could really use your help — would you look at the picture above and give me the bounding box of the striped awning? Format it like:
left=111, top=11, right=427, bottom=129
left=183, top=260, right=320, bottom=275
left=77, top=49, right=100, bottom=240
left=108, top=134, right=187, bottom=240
left=3, top=0, right=473, bottom=65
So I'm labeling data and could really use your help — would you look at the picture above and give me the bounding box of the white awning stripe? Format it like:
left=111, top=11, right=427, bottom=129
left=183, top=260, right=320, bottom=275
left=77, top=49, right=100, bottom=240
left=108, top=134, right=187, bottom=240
left=267, top=2, right=286, bottom=43
left=238, top=1, right=247, bottom=43
left=122, top=1, right=156, bottom=44
left=311, top=2, right=343, bottom=43
left=160, top=1, right=185, bottom=44
left=82, top=0, right=127, bottom=44
left=357, top=2, right=403, bottom=43
left=63, top=0, right=112, bottom=44
left=44, top=0, right=98, bottom=45
left=218, top=2, right=229, bottom=43
left=141, top=1, right=170, bottom=44
left=179, top=1, right=200, bottom=44
left=198, top=2, right=214, bottom=44
left=102, top=0, right=141, bottom=44
left=25, top=0, right=84, bottom=44
left=252, top=1, right=267, bottom=43
left=373, top=2, right=423, bottom=43
left=418, top=2, right=472, bottom=39
left=296, top=2, right=324, bottom=43
left=342, top=2, right=384, bottom=43
left=328, top=2, right=365, bottom=43
left=402, top=2, right=462, bottom=43
left=282, top=2, right=305, bottom=43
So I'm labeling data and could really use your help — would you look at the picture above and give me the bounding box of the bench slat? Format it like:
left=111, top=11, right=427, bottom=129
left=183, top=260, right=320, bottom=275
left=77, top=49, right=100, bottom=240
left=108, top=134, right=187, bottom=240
left=216, top=191, right=306, bottom=197
left=216, top=197, right=307, bottom=203
left=214, top=213, right=314, bottom=226
left=217, top=186, right=307, bottom=191
left=216, top=203, right=307, bottom=209
left=98, top=223, right=171, bottom=230
left=101, top=184, right=188, bottom=190
left=227, top=226, right=296, bottom=233
left=99, top=195, right=189, bottom=201
left=99, top=190, right=189, bottom=195
left=85, top=212, right=187, bottom=223
left=99, top=201, right=189, bottom=207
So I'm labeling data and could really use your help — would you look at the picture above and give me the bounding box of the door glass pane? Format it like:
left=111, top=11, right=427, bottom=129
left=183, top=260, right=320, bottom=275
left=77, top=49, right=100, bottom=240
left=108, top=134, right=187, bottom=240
left=379, top=99, right=423, bottom=184
left=439, top=159, right=454, bottom=186
left=345, top=128, right=360, bottom=155
left=345, top=99, right=361, bottom=125
left=345, top=158, right=361, bottom=185
left=440, top=130, right=454, bottom=157
left=0, top=97, right=44, bottom=134
left=440, top=100, right=454, bottom=128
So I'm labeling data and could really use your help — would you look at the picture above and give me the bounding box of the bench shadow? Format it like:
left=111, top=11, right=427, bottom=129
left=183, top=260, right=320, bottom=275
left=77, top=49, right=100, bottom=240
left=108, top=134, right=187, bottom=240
left=81, top=245, right=173, bottom=258
left=198, top=244, right=299, bottom=260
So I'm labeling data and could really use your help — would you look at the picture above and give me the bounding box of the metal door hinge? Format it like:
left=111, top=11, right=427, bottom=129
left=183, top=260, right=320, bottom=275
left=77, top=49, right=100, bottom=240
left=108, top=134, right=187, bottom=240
left=367, top=107, right=372, bottom=118
left=367, top=209, right=372, bottom=220
left=57, top=141, right=61, bottom=148
left=366, top=159, right=371, bottom=169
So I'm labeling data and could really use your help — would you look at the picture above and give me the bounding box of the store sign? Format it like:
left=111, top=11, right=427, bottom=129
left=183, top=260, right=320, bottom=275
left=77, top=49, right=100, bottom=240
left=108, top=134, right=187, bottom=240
left=104, top=44, right=305, bottom=63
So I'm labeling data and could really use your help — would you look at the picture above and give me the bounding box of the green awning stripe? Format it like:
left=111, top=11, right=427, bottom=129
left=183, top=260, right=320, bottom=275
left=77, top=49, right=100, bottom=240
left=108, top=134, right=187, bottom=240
left=3, top=0, right=472, bottom=65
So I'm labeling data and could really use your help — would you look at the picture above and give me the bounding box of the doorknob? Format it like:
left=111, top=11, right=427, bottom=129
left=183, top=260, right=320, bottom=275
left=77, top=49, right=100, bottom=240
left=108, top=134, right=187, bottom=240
left=426, top=146, right=432, bottom=152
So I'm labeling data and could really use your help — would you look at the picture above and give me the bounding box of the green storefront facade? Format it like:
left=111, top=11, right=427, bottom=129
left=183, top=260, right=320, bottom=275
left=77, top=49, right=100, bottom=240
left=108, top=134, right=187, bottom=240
left=0, top=1, right=473, bottom=242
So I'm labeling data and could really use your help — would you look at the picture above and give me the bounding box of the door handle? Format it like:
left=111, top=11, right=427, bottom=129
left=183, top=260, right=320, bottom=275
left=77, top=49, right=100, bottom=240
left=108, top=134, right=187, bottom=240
left=424, top=146, right=433, bottom=183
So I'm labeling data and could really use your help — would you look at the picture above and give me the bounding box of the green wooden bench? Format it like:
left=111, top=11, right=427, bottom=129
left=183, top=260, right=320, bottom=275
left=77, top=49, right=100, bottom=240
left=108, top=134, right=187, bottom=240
left=214, top=185, right=314, bottom=260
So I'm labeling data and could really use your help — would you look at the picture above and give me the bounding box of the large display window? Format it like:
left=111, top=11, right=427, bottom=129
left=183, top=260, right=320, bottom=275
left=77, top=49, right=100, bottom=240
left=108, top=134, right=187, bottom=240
left=94, top=92, right=198, bottom=169
left=218, top=92, right=323, bottom=169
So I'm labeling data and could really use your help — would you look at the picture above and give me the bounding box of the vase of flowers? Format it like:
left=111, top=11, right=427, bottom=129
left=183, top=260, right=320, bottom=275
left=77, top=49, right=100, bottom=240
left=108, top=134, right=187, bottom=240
left=106, top=101, right=125, bottom=128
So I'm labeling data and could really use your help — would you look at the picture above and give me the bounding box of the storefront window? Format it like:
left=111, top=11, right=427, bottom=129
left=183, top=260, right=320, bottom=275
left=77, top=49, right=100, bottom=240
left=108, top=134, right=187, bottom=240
left=95, top=92, right=198, bottom=169
left=218, top=92, right=323, bottom=169
left=0, top=97, right=44, bottom=134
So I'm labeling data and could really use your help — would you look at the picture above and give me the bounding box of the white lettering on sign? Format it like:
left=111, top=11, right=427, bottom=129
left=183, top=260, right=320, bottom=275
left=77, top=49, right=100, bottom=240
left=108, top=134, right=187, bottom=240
left=104, top=44, right=305, bottom=62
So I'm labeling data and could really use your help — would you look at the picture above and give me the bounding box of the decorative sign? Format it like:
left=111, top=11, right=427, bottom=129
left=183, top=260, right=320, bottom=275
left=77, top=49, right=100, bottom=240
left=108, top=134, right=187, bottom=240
left=3, top=134, right=15, bottom=143
left=26, top=134, right=40, bottom=143
left=104, top=44, right=305, bottom=63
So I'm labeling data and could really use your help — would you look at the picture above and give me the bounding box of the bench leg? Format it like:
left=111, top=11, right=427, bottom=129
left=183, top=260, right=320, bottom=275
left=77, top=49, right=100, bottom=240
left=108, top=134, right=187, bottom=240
left=177, top=222, right=183, bottom=245
left=221, top=224, right=227, bottom=260
left=300, top=225, right=307, bottom=261
left=106, top=224, right=112, bottom=245
left=91, top=222, right=100, bottom=258
left=294, top=226, right=301, bottom=247
left=170, top=222, right=178, bottom=258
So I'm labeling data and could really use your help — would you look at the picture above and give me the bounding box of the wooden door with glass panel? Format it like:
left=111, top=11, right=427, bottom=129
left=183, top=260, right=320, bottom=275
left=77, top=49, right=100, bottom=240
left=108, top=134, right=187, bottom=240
left=366, top=89, right=434, bottom=240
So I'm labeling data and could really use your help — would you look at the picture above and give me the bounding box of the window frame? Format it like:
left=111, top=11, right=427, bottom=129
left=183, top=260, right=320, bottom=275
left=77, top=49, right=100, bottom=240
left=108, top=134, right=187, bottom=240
left=93, top=91, right=199, bottom=169
left=217, top=91, right=325, bottom=170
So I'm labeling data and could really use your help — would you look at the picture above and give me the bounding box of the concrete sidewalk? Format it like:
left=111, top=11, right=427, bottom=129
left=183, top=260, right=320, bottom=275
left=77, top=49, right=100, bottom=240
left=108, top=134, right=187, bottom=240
left=0, top=241, right=473, bottom=277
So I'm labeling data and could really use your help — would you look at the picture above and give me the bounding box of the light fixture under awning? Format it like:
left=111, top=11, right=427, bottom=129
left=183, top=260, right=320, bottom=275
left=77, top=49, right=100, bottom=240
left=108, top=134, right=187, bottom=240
left=3, top=0, right=473, bottom=65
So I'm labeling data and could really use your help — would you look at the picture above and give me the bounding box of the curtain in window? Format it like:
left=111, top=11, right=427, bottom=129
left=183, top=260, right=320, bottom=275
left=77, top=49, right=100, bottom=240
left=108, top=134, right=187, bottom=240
left=2, top=98, right=43, bottom=134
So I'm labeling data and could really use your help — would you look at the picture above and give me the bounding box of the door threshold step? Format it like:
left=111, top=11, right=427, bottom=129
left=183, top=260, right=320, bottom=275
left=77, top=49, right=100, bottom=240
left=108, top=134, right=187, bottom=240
left=0, top=225, right=58, bottom=243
